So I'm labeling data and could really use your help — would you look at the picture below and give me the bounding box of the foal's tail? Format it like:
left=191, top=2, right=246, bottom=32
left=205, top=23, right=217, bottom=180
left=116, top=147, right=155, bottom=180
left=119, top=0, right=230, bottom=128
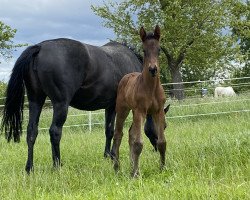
left=1, top=45, right=41, bottom=142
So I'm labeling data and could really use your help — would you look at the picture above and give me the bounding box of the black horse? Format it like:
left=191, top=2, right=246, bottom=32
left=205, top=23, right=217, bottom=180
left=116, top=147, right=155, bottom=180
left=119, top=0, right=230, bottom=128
left=1, top=38, right=158, bottom=173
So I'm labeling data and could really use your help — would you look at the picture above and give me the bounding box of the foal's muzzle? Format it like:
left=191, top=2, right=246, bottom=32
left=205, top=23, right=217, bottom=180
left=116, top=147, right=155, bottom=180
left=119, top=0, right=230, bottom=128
left=149, top=66, right=158, bottom=77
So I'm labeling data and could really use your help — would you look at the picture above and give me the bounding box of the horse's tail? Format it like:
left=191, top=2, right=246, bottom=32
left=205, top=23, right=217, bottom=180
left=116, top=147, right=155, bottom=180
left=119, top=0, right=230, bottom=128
left=1, top=45, right=41, bottom=142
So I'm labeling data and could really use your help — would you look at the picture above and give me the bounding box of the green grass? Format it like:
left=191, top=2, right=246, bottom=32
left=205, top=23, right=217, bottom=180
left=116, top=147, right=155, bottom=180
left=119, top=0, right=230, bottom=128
left=0, top=95, right=250, bottom=199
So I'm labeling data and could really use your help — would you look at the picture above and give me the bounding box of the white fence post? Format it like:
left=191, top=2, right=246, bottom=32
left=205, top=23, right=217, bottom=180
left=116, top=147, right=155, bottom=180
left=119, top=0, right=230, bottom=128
left=88, top=111, right=92, bottom=132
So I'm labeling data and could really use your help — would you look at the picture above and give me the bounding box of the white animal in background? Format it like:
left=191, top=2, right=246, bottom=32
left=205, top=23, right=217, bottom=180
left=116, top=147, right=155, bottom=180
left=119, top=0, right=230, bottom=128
left=214, top=86, right=236, bottom=97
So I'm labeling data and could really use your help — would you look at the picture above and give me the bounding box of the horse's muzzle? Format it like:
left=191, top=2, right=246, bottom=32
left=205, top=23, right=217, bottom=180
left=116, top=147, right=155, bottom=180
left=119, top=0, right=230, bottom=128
left=149, top=66, right=157, bottom=77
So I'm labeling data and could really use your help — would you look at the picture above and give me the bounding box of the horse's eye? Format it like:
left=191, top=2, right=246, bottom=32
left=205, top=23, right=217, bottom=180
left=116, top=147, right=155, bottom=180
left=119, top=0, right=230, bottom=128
left=158, top=48, right=161, bottom=54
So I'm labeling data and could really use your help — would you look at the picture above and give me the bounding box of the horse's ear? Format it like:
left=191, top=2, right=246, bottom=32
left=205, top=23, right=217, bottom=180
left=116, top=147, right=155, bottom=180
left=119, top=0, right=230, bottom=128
left=164, top=104, right=170, bottom=114
left=154, top=25, right=160, bottom=41
left=140, top=27, right=147, bottom=42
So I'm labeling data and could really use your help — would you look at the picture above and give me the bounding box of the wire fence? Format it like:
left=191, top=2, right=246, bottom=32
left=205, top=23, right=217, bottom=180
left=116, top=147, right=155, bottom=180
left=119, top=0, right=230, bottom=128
left=34, top=109, right=250, bottom=132
left=0, top=76, right=250, bottom=132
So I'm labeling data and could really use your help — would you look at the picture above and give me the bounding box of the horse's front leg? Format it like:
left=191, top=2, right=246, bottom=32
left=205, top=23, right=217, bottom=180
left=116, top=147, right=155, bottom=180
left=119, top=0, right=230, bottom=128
left=153, top=110, right=166, bottom=170
left=49, top=102, right=68, bottom=168
left=129, top=110, right=145, bottom=177
left=111, top=108, right=129, bottom=172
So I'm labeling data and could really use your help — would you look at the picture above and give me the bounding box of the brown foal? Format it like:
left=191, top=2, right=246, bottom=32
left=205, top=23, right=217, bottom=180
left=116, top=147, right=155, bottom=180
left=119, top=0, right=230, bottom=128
left=111, top=25, right=167, bottom=177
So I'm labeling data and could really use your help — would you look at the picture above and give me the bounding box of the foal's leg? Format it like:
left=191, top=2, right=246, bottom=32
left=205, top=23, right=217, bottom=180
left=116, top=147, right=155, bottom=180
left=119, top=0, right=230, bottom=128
left=25, top=96, right=46, bottom=173
left=129, top=110, right=145, bottom=177
left=153, top=111, right=166, bottom=170
left=49, top=102, right=68, bottom=168
left=104, top=105, right=116, bottom=158
left=111, top=108, right=129, bottom=172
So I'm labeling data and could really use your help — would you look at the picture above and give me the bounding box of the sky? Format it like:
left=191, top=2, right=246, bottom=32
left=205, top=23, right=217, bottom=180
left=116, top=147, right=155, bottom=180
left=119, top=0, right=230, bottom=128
left=0, top=0, right=116, bottom=81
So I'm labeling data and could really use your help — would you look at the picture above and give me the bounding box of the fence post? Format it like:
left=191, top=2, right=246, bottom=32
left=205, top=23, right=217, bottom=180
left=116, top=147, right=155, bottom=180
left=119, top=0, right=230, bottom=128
left=199, top=80, right=202, bottom=97
left=88, top=111, right=92, bottom=132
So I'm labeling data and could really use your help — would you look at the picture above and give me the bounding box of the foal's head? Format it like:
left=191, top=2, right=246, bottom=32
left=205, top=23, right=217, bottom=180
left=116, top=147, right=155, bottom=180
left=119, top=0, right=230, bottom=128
left=140, top=25, right=161, bottom=77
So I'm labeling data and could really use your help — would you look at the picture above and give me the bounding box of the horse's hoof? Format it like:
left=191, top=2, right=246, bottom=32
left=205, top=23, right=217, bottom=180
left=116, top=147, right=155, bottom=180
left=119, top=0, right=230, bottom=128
left=25, top=165, right=33, bottom=174
left=53, top=161, right=63, bottom=168
left=131, top=171, right=140, bottom=178
left=103, top=151, right=109, bottom=158
left=104, top=151, right=115, bottom=160
left=160, top=164, right=166, bottom=171
left=114, top=162, right=119, bottom=172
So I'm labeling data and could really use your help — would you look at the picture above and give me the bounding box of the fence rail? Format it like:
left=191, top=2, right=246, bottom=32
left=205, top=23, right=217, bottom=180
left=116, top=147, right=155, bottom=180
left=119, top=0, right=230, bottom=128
left=161, top=76, right=250, bottom=85
left=0, top=76, right=250, bottom=132
left=1, top=98, right=250, bottom=132
left=34, top=109, right=250, bottom=131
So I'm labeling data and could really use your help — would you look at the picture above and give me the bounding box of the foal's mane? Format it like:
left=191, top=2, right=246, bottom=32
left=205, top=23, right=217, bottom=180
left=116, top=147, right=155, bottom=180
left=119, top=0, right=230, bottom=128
left=143, top=32, right=157, bottom=41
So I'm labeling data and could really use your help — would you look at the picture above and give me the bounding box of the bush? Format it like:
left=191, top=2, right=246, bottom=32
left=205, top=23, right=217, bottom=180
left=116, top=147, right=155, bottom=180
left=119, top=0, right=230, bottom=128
left=0, top=81, right=7, bottom=106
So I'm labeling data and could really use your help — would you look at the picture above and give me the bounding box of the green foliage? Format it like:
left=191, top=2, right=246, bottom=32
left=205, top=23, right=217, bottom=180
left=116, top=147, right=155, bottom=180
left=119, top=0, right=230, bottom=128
left=0, top=95, right=250, bottom=199
left=92, top=0, right=243, bottom=82
left=231, top=1, right=250, bottom=79
left=0, top=81, right=7, bottom=105
left=231, top=1, right=250, bottom=53
left=0, top=21, right=27, bottom=63
left=0, top=81, right=7, bottom=97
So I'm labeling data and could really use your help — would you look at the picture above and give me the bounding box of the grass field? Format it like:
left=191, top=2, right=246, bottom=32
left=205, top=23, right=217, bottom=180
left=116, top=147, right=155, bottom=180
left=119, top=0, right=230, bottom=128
left=0, top=94, right=250, bottom=199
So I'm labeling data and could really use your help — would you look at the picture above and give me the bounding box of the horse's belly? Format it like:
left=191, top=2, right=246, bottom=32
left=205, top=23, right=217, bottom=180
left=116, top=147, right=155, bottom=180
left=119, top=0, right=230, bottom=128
left=70, top=88, right=115, bottom=111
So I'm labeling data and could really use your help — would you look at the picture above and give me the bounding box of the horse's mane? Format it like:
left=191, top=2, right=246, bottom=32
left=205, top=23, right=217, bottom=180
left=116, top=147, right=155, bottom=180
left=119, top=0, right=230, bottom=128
left=105, top=40, right=143, bottom=64
left=121, top=42, right=143, bottom=64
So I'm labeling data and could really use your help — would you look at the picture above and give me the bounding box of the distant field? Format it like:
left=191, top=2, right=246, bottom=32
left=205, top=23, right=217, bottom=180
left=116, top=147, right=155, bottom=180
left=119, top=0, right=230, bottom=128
left=0, top=94, right=249, bottom=199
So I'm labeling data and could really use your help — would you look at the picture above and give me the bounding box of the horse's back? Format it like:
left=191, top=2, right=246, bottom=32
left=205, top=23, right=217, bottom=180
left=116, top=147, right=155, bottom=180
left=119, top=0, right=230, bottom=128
left=101, top=42, right=142, bottom=79
left=29, top=39, right=142, bottom=110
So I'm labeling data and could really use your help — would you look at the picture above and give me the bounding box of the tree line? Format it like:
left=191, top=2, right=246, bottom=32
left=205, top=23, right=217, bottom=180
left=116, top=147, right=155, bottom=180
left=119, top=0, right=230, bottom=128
left=92, top=0, right=249, bottom=99
left=0, top=0, right=249, bottom=100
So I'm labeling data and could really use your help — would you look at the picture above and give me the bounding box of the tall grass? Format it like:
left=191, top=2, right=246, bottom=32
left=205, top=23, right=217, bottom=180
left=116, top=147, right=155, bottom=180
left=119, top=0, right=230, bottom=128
left=0, top=95, right=249, bottom=199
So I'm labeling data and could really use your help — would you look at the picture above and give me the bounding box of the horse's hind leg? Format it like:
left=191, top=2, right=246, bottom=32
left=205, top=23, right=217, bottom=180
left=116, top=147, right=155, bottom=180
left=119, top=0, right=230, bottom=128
left=130, top=110, right=145, bottom=177
left=104, top=105, right=116, bottom=158
left=49, top=102, right=69, bottom=168
left=25, top=94, right=46, bottom=173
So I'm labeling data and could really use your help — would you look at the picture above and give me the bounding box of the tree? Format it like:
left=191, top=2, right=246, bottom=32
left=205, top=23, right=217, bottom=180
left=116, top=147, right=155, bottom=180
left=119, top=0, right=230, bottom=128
left=232, top=1, right=250, bottom=68
left=0, top=21, right=25, bottom=63
left=231, top=1, right=250, bottom=92
left=92, top=0, right=242, bottom=100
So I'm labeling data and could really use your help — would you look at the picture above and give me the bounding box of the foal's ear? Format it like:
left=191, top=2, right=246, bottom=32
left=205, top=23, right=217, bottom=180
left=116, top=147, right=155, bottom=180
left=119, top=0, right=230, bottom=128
left=154, top=25, right=160, bottom=41
left=164, top=104, right=170, bottom=114
left=140, top=26, right=147, bottom=42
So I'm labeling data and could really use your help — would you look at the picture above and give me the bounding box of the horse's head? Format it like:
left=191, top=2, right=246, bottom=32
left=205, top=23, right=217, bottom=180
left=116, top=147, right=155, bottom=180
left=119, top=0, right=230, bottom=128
left=140, top=25, right=161, bottom=77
